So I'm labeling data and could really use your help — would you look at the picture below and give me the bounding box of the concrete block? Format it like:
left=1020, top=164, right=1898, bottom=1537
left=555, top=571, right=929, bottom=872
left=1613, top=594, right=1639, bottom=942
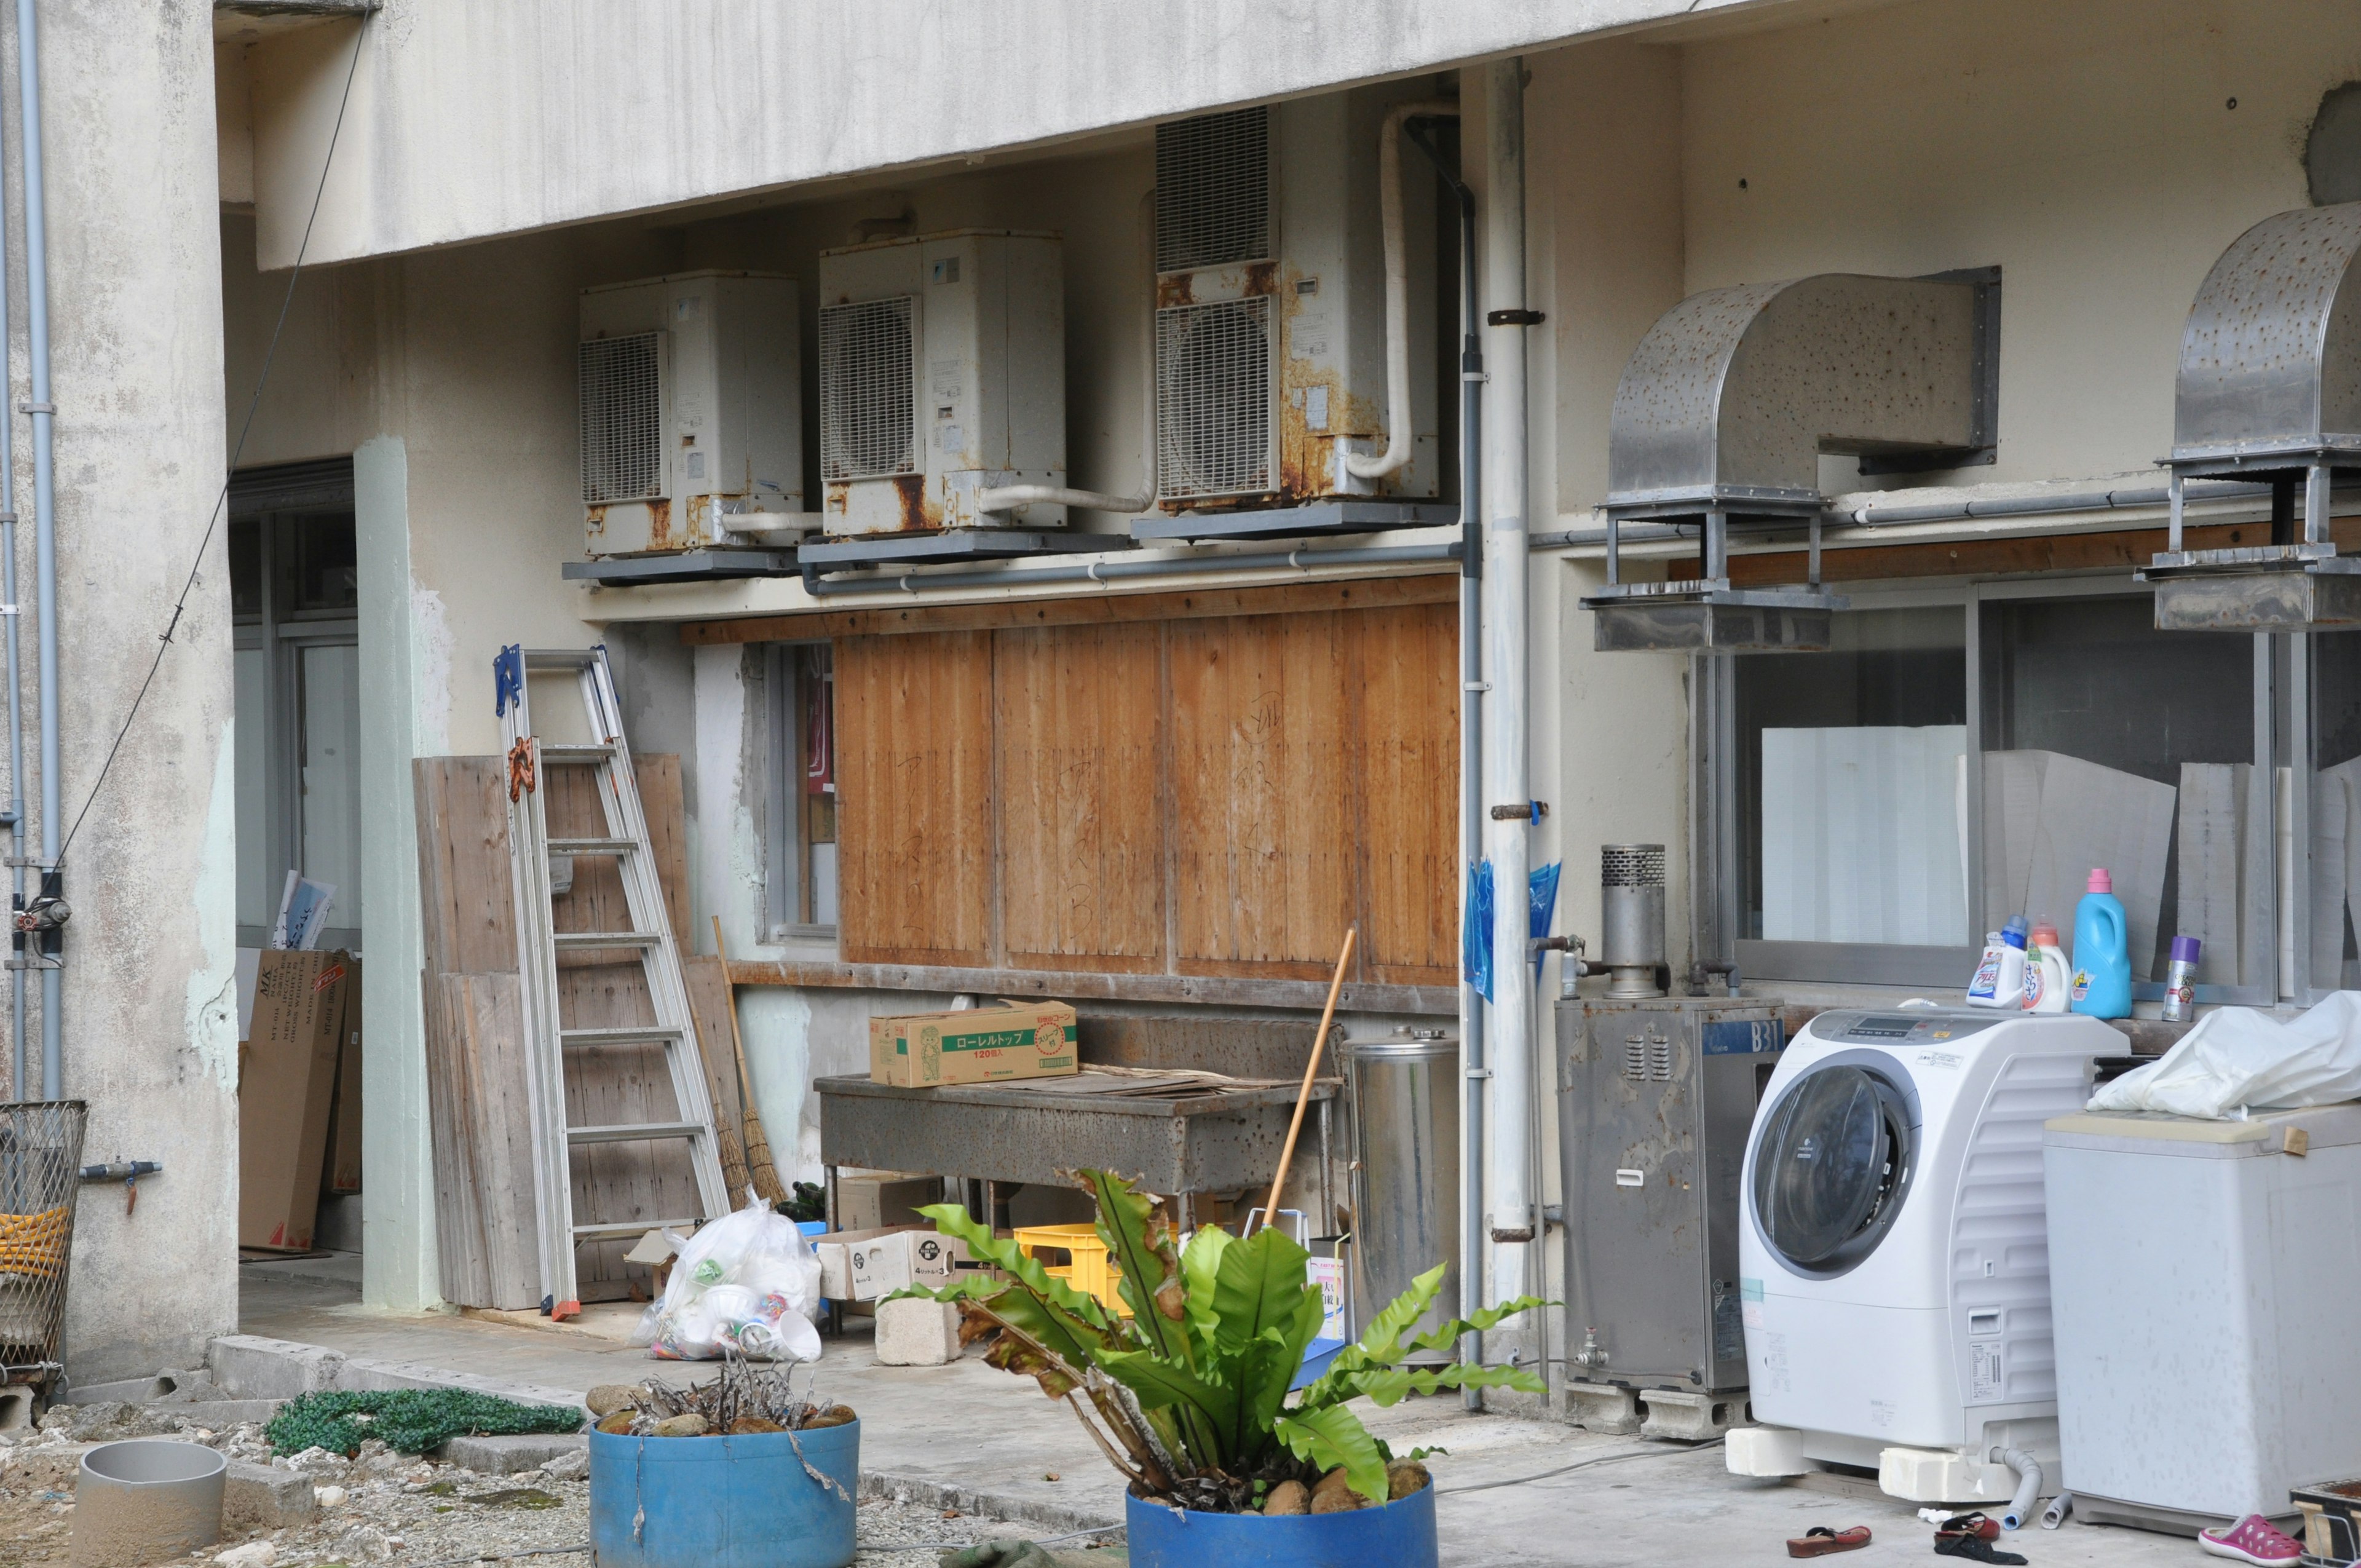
left=438, top=1433, right=588, bottom=1475
left=1877, top=1445, right=2014, bottom=1506
left=223, top=1461, right=318, bottom=1530
left=0, top=1387, right=33, bottom=1431
left=1724, top=1424, right=1809, bottom=1478
left=873, top=1297, right=960, bottom=1366
left=208, top=1336, right=349, bottom=1399
left=1562, top=1382, right=1641, bottom=1435
left=1637, top=1388, right=1747, bottom=1442
left=61, top=1376, right=172, bottom=1406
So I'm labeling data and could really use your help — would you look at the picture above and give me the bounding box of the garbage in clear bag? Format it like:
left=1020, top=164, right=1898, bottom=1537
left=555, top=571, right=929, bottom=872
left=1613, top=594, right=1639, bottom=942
left=2087, top=990, right=2361, bottom=1120
left=631, top=1191, right=824, bottom=1362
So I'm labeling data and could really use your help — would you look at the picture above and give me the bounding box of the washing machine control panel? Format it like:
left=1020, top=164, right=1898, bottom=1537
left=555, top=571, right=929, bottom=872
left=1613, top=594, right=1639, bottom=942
left=1808, top=1010, right=2009, bottom=1045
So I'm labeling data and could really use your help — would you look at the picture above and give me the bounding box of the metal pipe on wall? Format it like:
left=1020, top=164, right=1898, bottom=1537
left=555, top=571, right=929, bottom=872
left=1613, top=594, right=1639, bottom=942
left=1479, top=57, right=1536, bottom=1319
left=0, top=44, right=21, bottom=1102
left=16, top=0, right=58, bottom=1099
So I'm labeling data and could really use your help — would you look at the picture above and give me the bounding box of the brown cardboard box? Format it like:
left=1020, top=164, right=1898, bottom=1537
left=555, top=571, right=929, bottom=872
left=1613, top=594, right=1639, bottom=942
left=239, top=949, right=354, bottom=1251
left=837, top=1171, right=944, bottom=1232
left=867, top=1000, right=1078, bottom=1088
left=320, top=957, right=364, bottom=1195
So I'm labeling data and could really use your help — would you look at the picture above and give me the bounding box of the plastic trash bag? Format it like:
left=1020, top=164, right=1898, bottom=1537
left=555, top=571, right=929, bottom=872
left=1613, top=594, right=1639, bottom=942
left=2087, top=990, right=2361, bottom=1120
left=630, top=1190, right=824, bottom=1362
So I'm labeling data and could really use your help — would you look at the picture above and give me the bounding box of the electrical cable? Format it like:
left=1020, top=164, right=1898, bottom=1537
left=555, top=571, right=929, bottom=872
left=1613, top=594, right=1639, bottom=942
left=50, top=12, right=369, bottom=868
left=1434, top=1434, right=1727, bottom=1495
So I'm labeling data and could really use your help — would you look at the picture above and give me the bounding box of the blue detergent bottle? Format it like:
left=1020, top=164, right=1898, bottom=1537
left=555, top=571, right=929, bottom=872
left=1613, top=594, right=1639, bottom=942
left=2069, top=867, right=2132, bottom=1020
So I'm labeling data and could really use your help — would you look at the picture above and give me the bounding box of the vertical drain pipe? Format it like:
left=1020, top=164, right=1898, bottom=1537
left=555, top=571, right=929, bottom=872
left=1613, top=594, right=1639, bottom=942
left=1480, top=58, right=1536, bottom=1322
left=0, top=50, right=21, bottom=1100
left=16, top=0, right=58, bottom=1098
left=1404, top=113, right=1486, bottom=1408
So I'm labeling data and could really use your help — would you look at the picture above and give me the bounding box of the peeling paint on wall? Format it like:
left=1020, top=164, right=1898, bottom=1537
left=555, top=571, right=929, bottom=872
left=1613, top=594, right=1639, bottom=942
left=411, top=580, right=452, bottom=754
left=186, top=718, right=241, bottom=1092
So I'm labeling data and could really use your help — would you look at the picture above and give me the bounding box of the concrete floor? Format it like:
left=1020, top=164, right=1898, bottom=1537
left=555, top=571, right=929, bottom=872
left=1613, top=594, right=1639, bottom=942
left=238, top=1264, right=2191, bottom=1567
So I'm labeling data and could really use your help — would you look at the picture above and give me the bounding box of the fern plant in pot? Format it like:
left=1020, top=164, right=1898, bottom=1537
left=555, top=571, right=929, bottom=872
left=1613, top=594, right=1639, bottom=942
left=905, top=1169, right=1542, bottom=1568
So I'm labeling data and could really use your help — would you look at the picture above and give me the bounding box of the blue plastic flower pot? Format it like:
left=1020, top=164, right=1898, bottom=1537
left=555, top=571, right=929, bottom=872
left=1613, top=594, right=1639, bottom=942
left=589, top=1420, right=860, bottom=1568
left=1124, top=1481, right=1438, bottom=1568
left=1290, top=1336, right=1347, bottom=1392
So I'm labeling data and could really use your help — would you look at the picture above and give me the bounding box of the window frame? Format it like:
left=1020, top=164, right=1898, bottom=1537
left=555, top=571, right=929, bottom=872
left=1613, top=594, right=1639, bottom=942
left=763, top=640, right=840, bottom=944
left=1699, top=572, right=2281, bottom=1005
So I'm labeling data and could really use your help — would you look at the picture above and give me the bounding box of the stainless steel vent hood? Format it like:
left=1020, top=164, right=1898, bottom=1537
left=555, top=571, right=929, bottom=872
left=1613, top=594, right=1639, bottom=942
left=2144, top=203, right=2361, bottom=631
left=1585, top=269, right=1999, bottom=652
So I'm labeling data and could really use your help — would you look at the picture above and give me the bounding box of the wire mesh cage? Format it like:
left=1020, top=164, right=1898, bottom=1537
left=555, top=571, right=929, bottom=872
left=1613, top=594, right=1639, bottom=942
left=0, top=1100, right=85, bottom=1379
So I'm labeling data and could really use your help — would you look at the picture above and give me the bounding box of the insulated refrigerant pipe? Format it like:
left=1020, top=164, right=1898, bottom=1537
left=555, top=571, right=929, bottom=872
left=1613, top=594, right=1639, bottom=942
left=1345, top=98, right=1460, bottom=481
left=1479, top=57, right=1538, bottom=1317
left=804, top=539, right=1460, bottom=596
left=17, top=0, right=58, bottom=1099
left=1402, top=110, right=1486, bottom=1411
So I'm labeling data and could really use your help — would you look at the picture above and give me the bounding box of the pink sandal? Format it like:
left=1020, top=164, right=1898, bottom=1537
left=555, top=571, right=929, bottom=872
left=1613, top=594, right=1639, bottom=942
left=2199, top=1515, right=2301, bottom=1567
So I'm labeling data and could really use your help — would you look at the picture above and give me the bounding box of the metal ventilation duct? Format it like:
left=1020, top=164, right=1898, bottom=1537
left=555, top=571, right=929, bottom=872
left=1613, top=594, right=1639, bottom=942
left=1605, top=270, right=1998, bottom=513
left=1584, top=269, right=1998, bottom=653
left=2145, top=203, right=2361, bottom=631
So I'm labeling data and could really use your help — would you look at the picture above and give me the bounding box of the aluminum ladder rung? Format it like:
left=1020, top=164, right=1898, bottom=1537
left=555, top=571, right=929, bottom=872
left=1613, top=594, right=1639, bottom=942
left=523, top=648, right=602, bottom=670
left=559, top=1024, right=684, bottom=1047
left=552, top=931, right=659, bottom=949
left=547, top=837, right=637, bottom=855
left=537, top=744, right=613, bottom=764
left=572, top=1218, right=698, bottom=1241
left=568, top=1120, right=704, bottom=1147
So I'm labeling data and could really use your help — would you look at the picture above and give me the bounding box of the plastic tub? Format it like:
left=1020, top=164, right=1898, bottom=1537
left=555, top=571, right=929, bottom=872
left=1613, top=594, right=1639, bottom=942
left=588, top=1420, right=859, bottom=1568
left=1011, top=1224, right=1129, bottom=1315
left=1124, top=1481, right=1438, bottom=1568
left=71, top=1439, right=226, bottom=1568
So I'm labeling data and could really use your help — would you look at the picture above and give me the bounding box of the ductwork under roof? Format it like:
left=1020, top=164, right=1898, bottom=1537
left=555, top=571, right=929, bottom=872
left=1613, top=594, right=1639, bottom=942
left=1583, top=268, right=1999, bottom=652
left=2145, top=202, right=2361, bottom=630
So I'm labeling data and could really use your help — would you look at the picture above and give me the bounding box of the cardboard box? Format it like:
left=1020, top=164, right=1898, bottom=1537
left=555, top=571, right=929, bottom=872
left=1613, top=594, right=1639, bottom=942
left=815, top=1225, right=976, bottom=1301
left=320, top=957, right=364, bottom=1195
left=868, top=999, right=1078, bottom=1088
left=238, top=949, right=354, bottom=1252
left=837, top=1171, right=944, bottom=1232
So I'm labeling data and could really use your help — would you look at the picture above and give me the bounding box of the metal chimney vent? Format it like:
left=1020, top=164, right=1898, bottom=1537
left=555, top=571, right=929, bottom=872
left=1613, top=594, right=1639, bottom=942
left=2143, top=203, right=2361, bottom=630
left=1600, top=844, right=1667, bottom=1000
left=1583, top=269, right=2000, bottom=654
left=579, top=333, right=666, bottom=504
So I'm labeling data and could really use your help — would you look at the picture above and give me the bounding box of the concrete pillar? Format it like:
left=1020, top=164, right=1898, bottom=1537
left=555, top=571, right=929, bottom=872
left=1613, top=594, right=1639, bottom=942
left=34, top=2, right=238, bottom=1380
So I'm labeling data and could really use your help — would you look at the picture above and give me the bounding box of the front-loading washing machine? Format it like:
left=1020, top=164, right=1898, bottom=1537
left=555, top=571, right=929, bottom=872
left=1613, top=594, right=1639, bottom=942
left=1723, top=1006, right=2117, bottom=1505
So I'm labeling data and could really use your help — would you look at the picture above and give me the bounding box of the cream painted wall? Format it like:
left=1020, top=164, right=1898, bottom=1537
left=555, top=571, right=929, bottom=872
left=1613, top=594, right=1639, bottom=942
left=1679, top=0, right=2361, bottom=491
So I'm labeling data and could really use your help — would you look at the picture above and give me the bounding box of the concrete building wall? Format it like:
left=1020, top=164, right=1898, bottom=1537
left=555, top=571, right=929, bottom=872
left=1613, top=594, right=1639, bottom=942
left=30, top=2, right=240, bottom=1381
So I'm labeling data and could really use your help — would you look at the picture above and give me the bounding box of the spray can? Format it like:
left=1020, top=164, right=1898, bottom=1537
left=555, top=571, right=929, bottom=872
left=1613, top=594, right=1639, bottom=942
left=2160, top=935, right=2202, bottom=1022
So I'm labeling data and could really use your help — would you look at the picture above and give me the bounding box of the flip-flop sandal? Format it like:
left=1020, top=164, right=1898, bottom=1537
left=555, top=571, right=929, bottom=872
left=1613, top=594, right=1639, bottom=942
left=1938, top=1514, right=2001, bottom=1541
left=1788, top=1526, right=1872, bottom=1557
left=1934, top=1524, right=2026, bottom=1566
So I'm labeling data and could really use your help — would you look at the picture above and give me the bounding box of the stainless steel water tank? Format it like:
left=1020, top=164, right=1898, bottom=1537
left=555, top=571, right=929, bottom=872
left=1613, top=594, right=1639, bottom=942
left=1343, top=1026, right=1459, bottom=1360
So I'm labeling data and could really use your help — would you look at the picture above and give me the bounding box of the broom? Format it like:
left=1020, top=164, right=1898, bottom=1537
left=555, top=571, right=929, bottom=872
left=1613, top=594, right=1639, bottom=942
left=711, top=917, right=788, bottom=1204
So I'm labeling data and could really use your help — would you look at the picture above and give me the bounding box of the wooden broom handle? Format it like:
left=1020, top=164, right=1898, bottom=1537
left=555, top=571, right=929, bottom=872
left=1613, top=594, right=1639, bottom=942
left=1259, top=926, right=1356, bottom=1235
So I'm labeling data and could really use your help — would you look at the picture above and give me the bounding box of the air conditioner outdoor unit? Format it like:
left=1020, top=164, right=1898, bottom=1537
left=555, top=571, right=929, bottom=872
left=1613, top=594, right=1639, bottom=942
left=815, top=229, right=1066, bottom=536
left=578, top=270, right=804, bottom=556
left=1153, top=95, right=1441, bottom=511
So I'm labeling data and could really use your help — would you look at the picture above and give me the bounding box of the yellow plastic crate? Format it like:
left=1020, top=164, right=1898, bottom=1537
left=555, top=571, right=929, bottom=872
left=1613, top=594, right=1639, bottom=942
left=1012, top=1223, right=1129, bottom=1317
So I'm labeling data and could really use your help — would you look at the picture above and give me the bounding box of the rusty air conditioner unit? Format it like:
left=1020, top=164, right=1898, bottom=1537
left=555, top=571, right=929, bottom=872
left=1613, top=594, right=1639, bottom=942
left=2142, top=204, right=2361, bottom=631
left=815, top=231, right=1067, bottom=537
left=579, top=271, right=805, bottom=558
left=1585, top=269, right=1999, bottom=652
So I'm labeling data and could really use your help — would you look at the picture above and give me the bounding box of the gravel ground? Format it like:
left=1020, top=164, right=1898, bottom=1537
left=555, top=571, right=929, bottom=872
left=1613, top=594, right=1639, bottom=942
left=0, top=1405, right=1120, bottom=1568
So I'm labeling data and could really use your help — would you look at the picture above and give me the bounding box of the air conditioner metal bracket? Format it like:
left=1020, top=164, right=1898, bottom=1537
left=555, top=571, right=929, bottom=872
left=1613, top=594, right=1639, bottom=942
left=1580, top=490, right=1845, bottom=652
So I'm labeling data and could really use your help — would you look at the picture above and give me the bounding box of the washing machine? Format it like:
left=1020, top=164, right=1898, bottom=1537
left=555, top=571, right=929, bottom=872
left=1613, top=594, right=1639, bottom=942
left=1723, top=1006, right=2117, bottom=1505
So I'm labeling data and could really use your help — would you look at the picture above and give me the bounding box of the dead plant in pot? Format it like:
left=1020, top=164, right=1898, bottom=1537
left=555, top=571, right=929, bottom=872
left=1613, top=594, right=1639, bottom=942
left=901, top=1168, right=1543, bottom=1513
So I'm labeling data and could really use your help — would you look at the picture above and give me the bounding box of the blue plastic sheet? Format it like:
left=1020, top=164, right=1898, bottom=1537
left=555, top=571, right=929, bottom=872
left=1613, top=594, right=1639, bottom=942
left=1464, top=860, right=1564, bottom=1002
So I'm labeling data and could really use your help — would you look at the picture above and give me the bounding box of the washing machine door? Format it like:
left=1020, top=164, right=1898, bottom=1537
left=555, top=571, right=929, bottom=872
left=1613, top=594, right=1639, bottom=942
left=1750, top=1063, right=1915, bottom=1278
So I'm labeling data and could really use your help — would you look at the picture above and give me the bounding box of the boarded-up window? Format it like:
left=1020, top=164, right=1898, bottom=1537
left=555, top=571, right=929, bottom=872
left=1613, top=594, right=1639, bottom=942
left=830, top=595, right=1455, bottom=988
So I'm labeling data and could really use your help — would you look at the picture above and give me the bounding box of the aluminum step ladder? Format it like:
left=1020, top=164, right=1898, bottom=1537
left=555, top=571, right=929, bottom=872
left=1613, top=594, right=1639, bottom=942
left=495, top=644, right=730, bottom=1318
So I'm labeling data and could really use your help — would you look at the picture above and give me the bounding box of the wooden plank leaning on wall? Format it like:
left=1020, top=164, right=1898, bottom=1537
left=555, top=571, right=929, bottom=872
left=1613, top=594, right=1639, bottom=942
left=690, top=572, right=1460, bottom=1009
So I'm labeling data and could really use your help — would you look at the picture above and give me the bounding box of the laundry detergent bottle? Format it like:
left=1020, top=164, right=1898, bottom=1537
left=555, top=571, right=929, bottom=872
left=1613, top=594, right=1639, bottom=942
left=2023, top=919, right=2070, bottom=1013
left=1968, top=916, right=2029, bottom=1008
left=2070, top=868, right=2132, bottom=1020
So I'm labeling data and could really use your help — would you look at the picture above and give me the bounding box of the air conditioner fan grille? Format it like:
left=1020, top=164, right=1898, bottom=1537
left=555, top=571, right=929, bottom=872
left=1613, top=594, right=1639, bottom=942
left=1155, top=107, right=1270, bottom=274
left=820, top=296, right=917, bottom=481
left=579, top=333, right=665, bottom=504
left=1157, top=298, right=1271, bottom=501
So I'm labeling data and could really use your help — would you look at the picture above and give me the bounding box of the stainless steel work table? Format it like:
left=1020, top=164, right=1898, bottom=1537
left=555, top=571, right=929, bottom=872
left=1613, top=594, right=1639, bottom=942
left=813, top=1070, right=1339, bottom=1228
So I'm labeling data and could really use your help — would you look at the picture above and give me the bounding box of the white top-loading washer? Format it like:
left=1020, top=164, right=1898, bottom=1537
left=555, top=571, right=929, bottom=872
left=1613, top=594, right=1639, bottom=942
left=1729, top=1006, right=2118, bottom=1502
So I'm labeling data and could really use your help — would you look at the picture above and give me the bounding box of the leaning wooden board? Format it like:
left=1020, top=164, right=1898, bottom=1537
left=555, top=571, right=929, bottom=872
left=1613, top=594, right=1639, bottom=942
left=412, top=751, right=714, bottom=1307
